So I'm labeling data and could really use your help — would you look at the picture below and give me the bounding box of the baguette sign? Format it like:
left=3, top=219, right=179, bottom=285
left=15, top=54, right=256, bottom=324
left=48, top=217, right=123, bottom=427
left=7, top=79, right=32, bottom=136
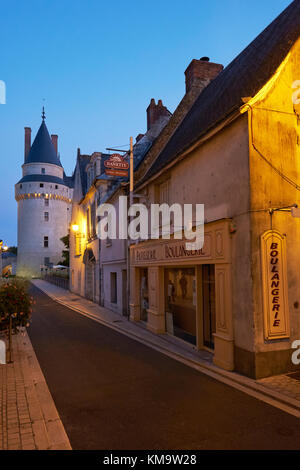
left=261, top=230, right=290, bottom=340
left=104, top=154, right=129, bottom=170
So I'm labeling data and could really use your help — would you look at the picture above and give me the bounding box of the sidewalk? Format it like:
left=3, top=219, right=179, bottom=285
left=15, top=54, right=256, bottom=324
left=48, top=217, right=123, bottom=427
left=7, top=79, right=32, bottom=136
left=0, top=329, right=71, bottom=450
left=32, top=279, right=300, bottom=419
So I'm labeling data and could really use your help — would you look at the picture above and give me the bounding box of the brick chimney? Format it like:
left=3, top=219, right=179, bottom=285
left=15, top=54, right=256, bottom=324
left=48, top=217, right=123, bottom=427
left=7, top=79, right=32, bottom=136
left=147, top=99, right=171, bottom=131
left=185, top=57, right=223, bottom=94
left=24, top=127, right=31, bottom=161
left=51, top=134, right=58, bottom=155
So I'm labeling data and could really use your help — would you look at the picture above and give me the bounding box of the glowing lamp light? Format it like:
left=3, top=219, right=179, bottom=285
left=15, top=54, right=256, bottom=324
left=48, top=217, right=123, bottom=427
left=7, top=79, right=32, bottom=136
left=71, top=224, right=79, bottom=232
left=3, top=245, right=8, bottom=251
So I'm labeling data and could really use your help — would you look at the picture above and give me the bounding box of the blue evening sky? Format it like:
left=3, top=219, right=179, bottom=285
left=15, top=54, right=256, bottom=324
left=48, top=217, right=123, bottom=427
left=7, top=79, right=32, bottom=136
left=0, top=0, right=292, bottom=245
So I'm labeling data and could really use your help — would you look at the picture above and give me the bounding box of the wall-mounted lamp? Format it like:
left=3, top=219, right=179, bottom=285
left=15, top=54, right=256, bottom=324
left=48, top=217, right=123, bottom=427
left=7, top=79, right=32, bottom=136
left=71, top=224, right=79, bottom=232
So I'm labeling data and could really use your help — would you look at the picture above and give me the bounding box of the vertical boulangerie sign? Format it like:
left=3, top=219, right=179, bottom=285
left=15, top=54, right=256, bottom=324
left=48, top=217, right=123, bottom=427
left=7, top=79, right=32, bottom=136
left=261, top=230, right=290, bottom=340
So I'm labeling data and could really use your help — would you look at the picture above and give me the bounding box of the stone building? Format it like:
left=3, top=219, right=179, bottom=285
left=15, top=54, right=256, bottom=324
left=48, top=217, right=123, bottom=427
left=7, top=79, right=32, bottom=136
left=15, top=111, right=73, bottom=277
left=129, top=0, right=300, bottom=378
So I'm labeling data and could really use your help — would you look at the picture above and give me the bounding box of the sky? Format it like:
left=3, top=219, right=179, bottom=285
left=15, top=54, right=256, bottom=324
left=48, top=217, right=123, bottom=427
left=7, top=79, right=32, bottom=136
left=0, top=0, right=292, bottom=246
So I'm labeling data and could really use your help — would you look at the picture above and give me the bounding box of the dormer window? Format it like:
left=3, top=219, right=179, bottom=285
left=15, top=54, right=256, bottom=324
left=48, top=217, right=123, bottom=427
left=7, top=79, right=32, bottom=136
left=41, top=168, right=45, bottom=174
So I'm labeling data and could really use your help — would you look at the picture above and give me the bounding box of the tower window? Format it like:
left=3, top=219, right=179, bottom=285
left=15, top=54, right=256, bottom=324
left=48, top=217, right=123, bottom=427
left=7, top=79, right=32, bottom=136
left=44, top=236, right=48, bottom=248
left=45, top=198, right=49, bottom=206
left=41, top=168, right=45, bottom=174
left=40, top=183, right=44, bottom=188
left=44, top=212, right=49, bottom=221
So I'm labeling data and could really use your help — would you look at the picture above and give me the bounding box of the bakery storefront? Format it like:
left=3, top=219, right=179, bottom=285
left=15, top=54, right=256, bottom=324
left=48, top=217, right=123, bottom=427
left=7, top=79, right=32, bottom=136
left=130, top=219, right=234, bottom=371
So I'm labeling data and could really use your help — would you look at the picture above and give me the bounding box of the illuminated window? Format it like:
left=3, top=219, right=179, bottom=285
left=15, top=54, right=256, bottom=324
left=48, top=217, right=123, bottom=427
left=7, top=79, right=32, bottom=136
left=75, top=233, right=82, bottom=256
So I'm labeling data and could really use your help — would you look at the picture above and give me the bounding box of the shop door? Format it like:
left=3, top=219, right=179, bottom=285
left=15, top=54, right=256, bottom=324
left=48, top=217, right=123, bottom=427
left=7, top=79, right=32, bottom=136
left=85, top=263, right=94, bottom=301
left=202, top=264, right=216, bottom=349
left=140, top=268, right=148, bottom=322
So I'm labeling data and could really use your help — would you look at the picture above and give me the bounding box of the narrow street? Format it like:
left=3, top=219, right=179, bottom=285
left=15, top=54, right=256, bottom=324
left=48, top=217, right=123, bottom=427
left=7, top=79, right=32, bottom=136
left=27, top=284, right=300, bottom=450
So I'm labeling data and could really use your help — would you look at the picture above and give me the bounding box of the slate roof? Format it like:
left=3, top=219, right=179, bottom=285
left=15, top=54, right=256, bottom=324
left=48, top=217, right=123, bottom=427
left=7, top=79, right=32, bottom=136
left=25, top=120, right=62, bottom=167
left=17, top=174, right=69, bottom=187
left=77, top=154, right=91, bottom=195
left=143, top=0, right=300, bottom=181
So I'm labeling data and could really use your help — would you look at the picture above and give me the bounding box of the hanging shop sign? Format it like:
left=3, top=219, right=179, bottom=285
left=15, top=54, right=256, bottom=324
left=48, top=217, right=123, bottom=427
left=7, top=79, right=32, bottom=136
left=261, top=230, right=290, bottom=340
left=104, top=153, right=129, bottom=170
left=105, top=169, right=128, bottom=177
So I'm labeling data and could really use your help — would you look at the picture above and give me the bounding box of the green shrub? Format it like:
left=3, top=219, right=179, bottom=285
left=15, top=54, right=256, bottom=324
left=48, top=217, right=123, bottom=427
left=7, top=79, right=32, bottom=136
left=0, top=279, right=33, bottom=333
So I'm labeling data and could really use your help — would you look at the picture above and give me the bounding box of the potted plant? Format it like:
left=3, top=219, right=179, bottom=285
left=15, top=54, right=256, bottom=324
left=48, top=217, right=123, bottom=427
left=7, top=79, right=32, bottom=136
left=0, top=279, right=33, bottom=363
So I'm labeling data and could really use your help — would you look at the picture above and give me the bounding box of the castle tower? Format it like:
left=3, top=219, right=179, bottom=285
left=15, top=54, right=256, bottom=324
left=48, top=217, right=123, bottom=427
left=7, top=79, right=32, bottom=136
left=15, top=110, right=73, bottom=277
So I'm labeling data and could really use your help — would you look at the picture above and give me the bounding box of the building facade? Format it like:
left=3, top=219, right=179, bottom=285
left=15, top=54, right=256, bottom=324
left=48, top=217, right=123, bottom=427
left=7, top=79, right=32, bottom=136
left=15, top=112, right=73, bottom=277
left=130, top=1, right=300, bottom=379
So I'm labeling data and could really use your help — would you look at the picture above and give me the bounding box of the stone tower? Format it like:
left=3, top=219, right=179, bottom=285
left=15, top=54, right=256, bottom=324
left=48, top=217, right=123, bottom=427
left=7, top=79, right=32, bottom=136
left=15, top=110, right=73, bottom=277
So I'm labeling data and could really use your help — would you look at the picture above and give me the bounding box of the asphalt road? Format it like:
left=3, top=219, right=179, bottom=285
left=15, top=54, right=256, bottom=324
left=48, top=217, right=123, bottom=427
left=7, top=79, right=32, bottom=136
left=27, top=284, right=300, bottom=450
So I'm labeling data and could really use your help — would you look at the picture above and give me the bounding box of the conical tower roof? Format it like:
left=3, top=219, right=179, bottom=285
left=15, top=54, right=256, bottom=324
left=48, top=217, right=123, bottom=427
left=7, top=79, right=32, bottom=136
left=25, top=119, right=62, bottom=167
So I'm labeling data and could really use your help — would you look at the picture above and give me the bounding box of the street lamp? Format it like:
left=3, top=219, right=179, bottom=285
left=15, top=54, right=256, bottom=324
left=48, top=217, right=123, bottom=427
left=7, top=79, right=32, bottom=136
left=0, top=241, right=8, bottom=278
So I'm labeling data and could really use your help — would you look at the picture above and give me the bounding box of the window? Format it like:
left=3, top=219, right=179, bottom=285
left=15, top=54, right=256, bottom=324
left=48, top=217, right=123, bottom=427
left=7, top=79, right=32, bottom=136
left=41, top=168, right=45, bottom=174
left=75, top=233, right=82, bottom=256
left=44, top=212, right=49, bottom=221
left=165, top=267, right=196, bottom=345
left=159, top=180, right=170, bottom=204
left=44, top=257, right=50, bottom=266
left=20, top=184, right=22, bottom=188
left=55, top=185, right=58, bottom=189
left=40, top=183, right=44, bottom=188
left=91, top=202, right=96, bottom=238
left=44, top=198, right=49, bottom=206
left=44, top=236, right=48, bottom=248
left=86, top=208, right=91, bottom=240
left=110, top=273, right=117, bottom=303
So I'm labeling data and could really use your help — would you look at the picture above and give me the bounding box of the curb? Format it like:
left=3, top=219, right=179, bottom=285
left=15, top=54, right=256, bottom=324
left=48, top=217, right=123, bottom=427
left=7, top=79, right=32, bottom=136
left=18, top=331, right=72, bottom=450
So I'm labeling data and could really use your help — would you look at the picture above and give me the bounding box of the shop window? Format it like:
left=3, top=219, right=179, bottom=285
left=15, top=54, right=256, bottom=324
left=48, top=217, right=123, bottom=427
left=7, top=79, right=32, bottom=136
left=202, top=265, right=216, bottom=349
left=165, top=267, right=196, bottom=345
left=110, top=272, right=117, bottom=303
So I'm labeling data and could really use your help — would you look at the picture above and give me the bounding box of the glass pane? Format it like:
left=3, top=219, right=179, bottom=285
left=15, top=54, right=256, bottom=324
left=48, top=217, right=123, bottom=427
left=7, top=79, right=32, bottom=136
left=165, top=267, right=196, bottom=345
